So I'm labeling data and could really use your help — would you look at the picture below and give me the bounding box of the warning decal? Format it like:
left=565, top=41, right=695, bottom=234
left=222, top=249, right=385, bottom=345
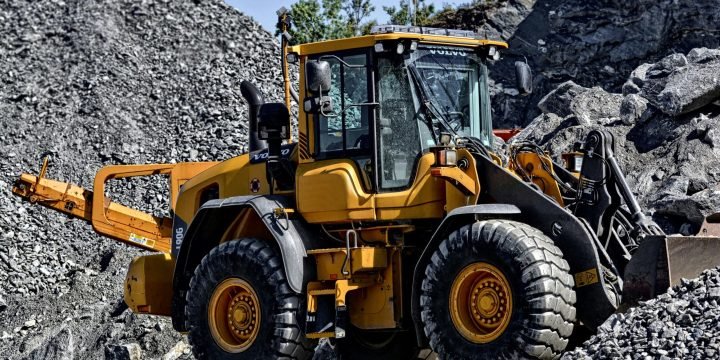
left=574, top=268, right=599, bottom=287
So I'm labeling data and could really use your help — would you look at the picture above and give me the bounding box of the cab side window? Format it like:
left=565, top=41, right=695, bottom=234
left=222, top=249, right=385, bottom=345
left=316, top=52, right=371, bottom=156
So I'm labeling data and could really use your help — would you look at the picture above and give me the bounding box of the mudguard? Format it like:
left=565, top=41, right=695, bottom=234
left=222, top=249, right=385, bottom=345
left=171, top=195, right=315, bottom=331
left=471, top=154, right=618, bottom=328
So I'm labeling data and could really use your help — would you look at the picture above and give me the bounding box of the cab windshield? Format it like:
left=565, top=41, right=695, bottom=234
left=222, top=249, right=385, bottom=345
left=375, top=45, right=493, bottom=190
left=408, top=46, right=492, bottom=145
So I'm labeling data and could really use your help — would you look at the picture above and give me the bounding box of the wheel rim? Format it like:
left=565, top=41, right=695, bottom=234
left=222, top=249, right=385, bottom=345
left=449, top=262, right=513, bottom=344
left=208, top=278, right=261, bottom=353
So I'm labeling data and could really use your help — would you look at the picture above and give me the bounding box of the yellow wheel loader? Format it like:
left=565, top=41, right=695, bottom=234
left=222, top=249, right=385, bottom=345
left=12, top=10, right=720, bottom=360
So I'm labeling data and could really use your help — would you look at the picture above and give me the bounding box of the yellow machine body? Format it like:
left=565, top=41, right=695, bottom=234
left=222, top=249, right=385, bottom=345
left=12, top=160, right=217, bottom=253
left=124, top=252, right=175, bottom=316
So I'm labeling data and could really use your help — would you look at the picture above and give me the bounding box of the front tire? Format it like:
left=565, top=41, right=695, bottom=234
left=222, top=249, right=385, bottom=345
left=185, top=238, right=314, bottom=359
left=420, top=220, right=576, bottom=359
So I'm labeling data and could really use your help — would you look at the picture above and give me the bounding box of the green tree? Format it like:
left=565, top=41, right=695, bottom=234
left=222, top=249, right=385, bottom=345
left=282, top=0, right=326, bottom=44
left=383, top=0, right=437, bottom=26
left=343, top=0, right=375, bottom=35
left=280, top=0, right=376, bottom=44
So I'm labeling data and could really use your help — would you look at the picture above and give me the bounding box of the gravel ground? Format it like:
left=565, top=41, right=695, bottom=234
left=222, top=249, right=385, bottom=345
left=1, top=0, right=720, bottom=359
left=563, top=267, right=720, bottom=359
left=0, top=0, right=287, bottom=358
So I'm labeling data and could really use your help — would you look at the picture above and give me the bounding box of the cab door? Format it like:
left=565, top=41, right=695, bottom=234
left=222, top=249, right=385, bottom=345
left=373, top=54, right=445, bottom=220
left=296, top=50, right=377, bottom=224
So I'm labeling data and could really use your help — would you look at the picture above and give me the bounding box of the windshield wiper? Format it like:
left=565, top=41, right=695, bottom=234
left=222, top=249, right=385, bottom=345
left=407, top=65, right=458, bottom=137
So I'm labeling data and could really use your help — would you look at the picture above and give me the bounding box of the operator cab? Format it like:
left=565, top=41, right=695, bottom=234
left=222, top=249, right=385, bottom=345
left=292, top=26, right=509, bottom=223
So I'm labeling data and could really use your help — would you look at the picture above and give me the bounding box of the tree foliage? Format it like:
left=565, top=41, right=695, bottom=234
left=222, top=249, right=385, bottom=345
left=280, top=0, right=446, bottom=44
left=280, top=0, right=376, bottom=44
left=383, top=0, right=437, bottom=26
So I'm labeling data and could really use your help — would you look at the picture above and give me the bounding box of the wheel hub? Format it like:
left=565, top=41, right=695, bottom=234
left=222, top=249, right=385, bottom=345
left=450, top=262, right=513, bottom=344
left=209, top=278, right=261, bottom=353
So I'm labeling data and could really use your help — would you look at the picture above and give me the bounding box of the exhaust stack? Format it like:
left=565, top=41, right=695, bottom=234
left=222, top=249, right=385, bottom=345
left=240, top=81, right=267, bottom=152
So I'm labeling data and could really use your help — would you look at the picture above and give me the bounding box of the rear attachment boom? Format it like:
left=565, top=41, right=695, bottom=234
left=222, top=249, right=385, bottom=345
left=12, top=156, right=217, bottom=253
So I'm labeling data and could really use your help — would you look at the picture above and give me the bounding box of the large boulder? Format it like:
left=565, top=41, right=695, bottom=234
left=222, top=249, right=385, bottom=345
left=641, top=50, right=720, bottom=116
left=512, top=49, right=720, bottom=232
left=619, top=93, right=651, bottom=125
left=537, top=81, right=622, bottom=122
left=24, top=327, right=73, bottom=360
left=104, top=343, right=142, bottom=360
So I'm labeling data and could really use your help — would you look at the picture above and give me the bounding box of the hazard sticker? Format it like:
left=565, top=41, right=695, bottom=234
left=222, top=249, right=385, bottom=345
left=574, top=268, right=599, bottom=287
left=129, top=233, right=156, bottom=248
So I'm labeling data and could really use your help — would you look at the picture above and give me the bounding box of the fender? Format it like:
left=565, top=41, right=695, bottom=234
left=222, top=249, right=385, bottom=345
left=410, top=154, right=618, bottom=345
left=170, top=195, right=316, bottom=331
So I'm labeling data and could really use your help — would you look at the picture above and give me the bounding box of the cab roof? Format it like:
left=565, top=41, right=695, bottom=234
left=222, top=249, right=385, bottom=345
left=289, top=25, right=508, bottom=56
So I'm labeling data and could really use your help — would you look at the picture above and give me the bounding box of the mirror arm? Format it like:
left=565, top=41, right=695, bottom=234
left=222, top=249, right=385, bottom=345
left=318, top=54, right=367, bottom=69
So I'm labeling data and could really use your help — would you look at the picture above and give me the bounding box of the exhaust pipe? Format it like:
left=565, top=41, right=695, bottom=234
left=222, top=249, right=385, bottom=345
left=240, top=81, right=267, bottom=152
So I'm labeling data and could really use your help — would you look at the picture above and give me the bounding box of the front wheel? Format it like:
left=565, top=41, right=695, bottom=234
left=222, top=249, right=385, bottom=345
left=185, top=238, right=315, bottom=359
left=420, top=220, right=576, bottom=359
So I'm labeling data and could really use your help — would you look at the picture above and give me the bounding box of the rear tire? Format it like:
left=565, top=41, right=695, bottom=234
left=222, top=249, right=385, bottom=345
left=185, top=238, right=315, bottom=359
left=420, top=220, right=576, bottom=360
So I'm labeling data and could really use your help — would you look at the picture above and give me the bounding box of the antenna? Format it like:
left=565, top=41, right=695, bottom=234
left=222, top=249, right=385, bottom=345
left=413, top=0, right=417, bottom=26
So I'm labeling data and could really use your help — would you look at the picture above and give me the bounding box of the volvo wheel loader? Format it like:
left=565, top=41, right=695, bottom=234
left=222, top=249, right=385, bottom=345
left=12, top=10, right=720, bottom=360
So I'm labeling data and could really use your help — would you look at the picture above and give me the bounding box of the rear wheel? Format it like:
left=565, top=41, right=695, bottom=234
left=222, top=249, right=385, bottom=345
left=185, top=238, right=314, bottom=359
left=420, top=220, right=576, bottom=359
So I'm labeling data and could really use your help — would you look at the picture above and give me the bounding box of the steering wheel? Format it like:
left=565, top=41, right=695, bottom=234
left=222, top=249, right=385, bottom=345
left=353, top=134, right=371, bottom=150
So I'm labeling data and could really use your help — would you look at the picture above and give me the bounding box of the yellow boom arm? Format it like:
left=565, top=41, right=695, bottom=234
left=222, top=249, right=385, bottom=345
left=12, top=157, right=217, bottom=253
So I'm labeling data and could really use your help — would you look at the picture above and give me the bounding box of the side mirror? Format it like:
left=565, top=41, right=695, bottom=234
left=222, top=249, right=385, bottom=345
left=515, top=61, right=533, bottom=96
left=257, top=103, right=290, bottom=140
left=304, top=60, right=334, bottom=114
left=306, top=60, right=331, bottom=94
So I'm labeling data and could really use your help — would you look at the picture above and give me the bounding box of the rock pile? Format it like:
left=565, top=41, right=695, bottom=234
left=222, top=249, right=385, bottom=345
left=513, top=47, right=720, bottom=233
left=562, top=267, right=720, bottom=359
left=0, top=0, right=287, bottom=358
left=432, top=0, right=720, bottom=128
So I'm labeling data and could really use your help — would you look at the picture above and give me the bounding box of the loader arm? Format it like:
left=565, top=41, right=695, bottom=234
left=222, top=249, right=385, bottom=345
left=12, top=158, right=218, bottom=253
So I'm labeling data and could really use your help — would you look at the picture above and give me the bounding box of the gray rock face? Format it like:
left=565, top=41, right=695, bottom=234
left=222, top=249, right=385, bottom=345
left=513, top=48, right=720, bottom=233
left=432, top=0, right=720, bottom=128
